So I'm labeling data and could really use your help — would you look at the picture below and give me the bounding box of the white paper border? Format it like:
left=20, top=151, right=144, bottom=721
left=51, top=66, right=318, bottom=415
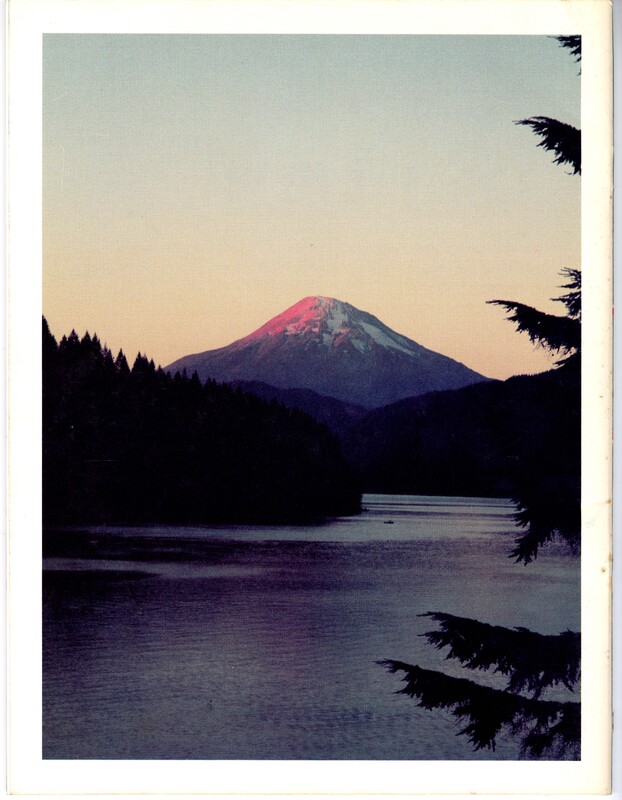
left=6, top=0, right=613, bottom=794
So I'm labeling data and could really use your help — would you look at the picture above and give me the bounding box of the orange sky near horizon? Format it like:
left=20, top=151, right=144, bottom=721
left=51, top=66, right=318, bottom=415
left=43, top=34, right=580, bottom=380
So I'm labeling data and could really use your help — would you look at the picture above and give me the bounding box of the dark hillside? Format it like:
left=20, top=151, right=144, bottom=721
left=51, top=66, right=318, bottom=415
left=229, top=380, right=367, bottom=438
left=345, top=364, right=580, bottom=501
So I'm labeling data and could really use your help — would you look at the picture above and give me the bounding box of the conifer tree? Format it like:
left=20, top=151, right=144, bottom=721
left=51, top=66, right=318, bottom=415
left=115, top=349, right=130, bottom=376
left=381, top=36, right=582, bottom=757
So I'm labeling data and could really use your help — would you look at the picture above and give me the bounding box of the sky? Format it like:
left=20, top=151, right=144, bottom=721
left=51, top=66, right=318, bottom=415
left=42, top=34, right=581, bottom=380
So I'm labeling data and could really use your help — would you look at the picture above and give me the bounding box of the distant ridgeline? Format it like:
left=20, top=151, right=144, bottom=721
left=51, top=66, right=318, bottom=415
left=346, top=362, right=580, bottom=505
left=42, top=319, right=362, bottom=525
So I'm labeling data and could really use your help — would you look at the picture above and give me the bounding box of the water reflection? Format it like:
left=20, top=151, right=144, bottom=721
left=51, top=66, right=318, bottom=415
left=43, top=495, right=579, bottom=760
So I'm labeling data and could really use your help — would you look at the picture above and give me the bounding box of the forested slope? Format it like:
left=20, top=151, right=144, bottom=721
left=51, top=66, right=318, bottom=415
left=345, top=363, right=579, bottom=506
left=43, top=319, right=361, bottom=525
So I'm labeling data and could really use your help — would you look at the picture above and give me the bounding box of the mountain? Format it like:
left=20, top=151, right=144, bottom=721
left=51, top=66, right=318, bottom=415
left=166, top=296, right=489, bottom=408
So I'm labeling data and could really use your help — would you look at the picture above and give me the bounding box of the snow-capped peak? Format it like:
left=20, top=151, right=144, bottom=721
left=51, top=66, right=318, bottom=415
left=165, top=295, right=488, bottom=408
left=242, top=295, right=416, bottom=356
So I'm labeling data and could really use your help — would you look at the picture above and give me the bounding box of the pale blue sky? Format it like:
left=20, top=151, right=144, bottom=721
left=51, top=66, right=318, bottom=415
left=43, top=35, right=580, bottom=378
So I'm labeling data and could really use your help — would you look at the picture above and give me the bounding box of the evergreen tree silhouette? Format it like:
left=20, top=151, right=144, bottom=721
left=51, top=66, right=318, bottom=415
left=381, top=36, right=581, bottom=758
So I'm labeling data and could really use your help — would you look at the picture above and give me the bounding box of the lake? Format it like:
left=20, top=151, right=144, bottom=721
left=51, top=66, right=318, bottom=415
left=43, top=494, right=580, bottom=760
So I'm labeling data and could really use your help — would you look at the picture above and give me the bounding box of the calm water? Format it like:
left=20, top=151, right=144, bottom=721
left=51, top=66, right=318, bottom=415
left=43, top=495, right=580, bottom=760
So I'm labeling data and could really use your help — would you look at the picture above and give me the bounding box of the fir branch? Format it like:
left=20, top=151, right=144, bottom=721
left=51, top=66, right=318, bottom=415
left=419, top=612, right=580, bottom=697
left=510, top=481, right=581, bottom=564
left=554, top=268, right=581, bottom=320
left=554, top=35, right=581, bottom=63
left=378, top=661, right=580, bottom=757
left=487, top=300, right=581, bottom=357
left=509, top=516, right=558, bottom=564
left=516, top=117, right=581, bottom=174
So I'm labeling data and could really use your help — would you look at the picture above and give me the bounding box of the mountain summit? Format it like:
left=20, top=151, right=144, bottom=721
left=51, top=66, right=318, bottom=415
left=166, top=296, right=489, bottom=408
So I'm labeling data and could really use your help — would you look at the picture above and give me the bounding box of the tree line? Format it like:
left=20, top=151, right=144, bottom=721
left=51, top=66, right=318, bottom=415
left=43, top=319, right=361, bottom=526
